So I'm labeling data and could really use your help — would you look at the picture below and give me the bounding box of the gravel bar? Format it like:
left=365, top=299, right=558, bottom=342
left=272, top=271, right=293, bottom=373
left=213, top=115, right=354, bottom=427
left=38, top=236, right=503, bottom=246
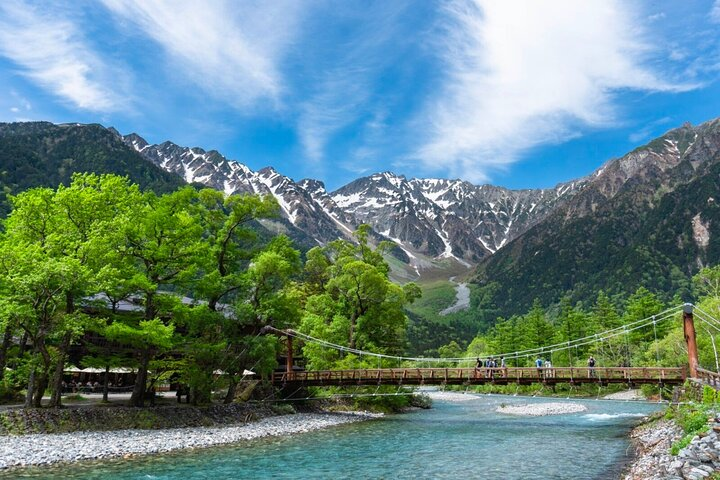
left=0, top=412, right=381, bottom=469
left=496, top=402, right=587, bottom=416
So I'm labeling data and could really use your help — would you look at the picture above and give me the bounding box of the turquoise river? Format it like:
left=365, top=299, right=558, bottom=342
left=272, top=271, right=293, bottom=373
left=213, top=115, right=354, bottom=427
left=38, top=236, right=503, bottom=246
left=8, top=394, right=662, bottom=479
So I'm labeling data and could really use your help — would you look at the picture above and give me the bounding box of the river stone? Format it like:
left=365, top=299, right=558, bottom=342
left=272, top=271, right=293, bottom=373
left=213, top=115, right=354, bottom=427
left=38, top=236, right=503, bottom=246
left=688, top=467, right=710, bottom=478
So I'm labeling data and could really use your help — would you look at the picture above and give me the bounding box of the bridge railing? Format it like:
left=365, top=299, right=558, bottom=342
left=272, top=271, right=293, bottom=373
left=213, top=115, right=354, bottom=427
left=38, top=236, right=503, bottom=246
left=697, top=367, right=720, bottom=388
left=272, top=366, right=686, bottom=385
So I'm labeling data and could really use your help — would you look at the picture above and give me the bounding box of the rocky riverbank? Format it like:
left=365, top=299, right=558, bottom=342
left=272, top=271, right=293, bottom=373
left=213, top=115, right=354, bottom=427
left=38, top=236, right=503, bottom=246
left=0, top=411, right=381, bottom=470
left=623, top=416, right=720, bottom=479
left=623, top=418, right=683, bottom=479
left=0, top=403, right=278, bottom=435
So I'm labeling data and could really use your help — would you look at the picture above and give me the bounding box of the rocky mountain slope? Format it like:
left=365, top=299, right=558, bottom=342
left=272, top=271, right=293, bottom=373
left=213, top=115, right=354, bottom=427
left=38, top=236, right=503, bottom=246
left=473, top=119, right=720, bottom=317
left=119, top=131, right=586, bottom=277
left=3, top=119, right=717, bottom=311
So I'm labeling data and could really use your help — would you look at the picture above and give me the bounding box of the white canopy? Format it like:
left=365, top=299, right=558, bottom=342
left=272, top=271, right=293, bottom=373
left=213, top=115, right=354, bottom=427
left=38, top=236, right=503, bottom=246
left=64, top=366, right=135, bottom=374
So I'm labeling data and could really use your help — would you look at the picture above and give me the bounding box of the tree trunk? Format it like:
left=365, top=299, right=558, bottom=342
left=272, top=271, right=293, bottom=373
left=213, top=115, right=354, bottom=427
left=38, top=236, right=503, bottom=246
left=24, top=369, right=36, bottom=408
left=103, top=365, right=110, bottom=403
left=349, top=312, right=357, bottom=349
left=48, top=331, right=72, bottom=407
left=130, top=349, right=151, bottom=407
left=31, top=339, right=52, bottom=408
left=18, top=331, right=29, bottom=358
left=208, top=296, right=219, bottom=312
left=0, top=325, right=14, bottom=381
left=33, top=373, right=47, bottom=407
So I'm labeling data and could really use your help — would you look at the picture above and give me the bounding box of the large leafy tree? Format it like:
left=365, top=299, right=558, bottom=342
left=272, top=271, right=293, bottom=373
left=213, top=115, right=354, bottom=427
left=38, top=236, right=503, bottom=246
left=221, top=235, right=302, bottom=402
left=300, top=225, right=420, bottom=369
left=115, top=186, right=205, bottom=407
left=195, top=190, right=279, bottom=311
left=1, top=175, right=136, bottom=407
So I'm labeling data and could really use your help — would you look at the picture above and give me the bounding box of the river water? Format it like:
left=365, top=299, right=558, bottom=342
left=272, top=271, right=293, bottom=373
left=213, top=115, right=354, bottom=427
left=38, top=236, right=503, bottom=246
left=10, top=395, right=661, bottom=479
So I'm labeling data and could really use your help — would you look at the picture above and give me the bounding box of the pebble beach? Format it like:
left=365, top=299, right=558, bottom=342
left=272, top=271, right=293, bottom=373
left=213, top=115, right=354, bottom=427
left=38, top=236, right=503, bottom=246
left=0, top=411, right=381, bottom=470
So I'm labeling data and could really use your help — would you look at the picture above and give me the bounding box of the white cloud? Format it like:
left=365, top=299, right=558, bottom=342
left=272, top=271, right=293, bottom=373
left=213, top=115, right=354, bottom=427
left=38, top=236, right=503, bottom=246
left=0, top=1, right=120, bottom=111
left=298, top=67, right=373, bottom=163
left=414, top=0, right=696, bottom=183
left=711, top=1, right=720, bottom=23
left=101, top=0, right=302, bottom=108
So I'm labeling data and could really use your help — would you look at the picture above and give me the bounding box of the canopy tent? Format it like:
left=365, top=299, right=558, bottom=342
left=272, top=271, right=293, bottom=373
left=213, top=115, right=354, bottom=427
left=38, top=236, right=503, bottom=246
left=212, top=369, right=256, bottom=376
left=64, top=366, right=136, bottom=374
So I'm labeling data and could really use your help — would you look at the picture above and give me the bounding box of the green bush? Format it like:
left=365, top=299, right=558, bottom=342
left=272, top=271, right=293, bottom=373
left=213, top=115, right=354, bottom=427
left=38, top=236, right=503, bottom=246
left=702, top=385, right=718, bottom=405
left=640, top=384, right=658, bottom=399
left=0, top=378, right=23, bottom=403
left=670, top=434, right=695, bottom=455
left=667, top=404, right=712, bottom=456
left=677, top=408, right=710, bottom=434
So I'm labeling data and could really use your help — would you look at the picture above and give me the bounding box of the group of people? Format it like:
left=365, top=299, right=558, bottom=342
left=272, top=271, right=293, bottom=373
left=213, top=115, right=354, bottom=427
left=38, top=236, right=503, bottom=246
left=534, top=356, right=597, bottom=379
left=472, top=355, right=599, bottom=380
left=475, top=356, right=506, bottom=378
left=62, top=380, right=102, bottom=393
left=534, top=357, right=555, bottom=378
left=61, top=379, right=125, bottom=393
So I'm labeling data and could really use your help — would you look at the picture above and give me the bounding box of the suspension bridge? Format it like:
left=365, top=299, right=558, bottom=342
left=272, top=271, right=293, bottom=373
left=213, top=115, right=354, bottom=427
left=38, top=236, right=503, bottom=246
left=268, top=304, right=720, bottom=392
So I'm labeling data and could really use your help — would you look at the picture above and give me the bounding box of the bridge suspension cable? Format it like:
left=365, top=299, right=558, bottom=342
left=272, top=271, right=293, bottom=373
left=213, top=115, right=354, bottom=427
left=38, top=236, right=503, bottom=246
left=268, top=304, right=687, bottom=364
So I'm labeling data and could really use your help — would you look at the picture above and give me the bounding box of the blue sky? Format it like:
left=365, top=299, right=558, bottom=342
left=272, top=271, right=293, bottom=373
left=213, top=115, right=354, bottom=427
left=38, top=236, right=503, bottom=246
left=0, top=1, right=719, bottom=191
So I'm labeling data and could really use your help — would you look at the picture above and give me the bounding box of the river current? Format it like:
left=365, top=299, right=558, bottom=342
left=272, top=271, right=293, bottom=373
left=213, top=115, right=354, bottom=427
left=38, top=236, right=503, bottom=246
left=11, top=394, right=661, bottom=479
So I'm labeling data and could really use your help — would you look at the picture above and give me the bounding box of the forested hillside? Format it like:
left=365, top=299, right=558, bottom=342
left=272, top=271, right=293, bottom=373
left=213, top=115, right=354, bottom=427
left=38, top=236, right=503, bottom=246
left=473, top=119, right=720, bottom=322
left=0, top=122, right=185, bottom=216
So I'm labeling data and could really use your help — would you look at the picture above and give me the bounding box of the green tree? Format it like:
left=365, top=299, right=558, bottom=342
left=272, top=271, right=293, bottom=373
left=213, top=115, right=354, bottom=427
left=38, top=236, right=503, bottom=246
left=195, top=190, right=279, bottom=311
left=300, top=225, right=420, bottom=370
left=116, top=186, right=205, bottom=407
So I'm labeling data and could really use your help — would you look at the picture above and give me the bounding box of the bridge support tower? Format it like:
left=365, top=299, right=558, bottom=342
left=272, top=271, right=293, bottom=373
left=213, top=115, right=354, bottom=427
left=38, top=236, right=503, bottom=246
left=684, top=303, right=699, bottom=378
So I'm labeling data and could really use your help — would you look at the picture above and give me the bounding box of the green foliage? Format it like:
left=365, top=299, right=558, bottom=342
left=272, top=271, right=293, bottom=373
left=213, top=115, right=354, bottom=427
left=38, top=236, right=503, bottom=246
left=670, top=434, right=695, bottom=456
left=702, top=385, right=718, bottom=405
left=674, top=404, right=711, bottom=434
left=668, top=405, right=713, bottom=455
left=300, top=226, right=419, bottom=380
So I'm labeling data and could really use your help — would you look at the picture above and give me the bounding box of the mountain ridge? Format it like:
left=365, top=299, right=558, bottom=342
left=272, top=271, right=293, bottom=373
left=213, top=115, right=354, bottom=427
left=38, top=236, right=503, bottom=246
left=118, top=130, right=588, bottom=278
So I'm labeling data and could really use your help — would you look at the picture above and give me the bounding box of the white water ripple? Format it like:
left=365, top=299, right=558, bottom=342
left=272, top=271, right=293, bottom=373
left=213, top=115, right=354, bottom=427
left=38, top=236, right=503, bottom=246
left=583, top=413, right=646, bottom=422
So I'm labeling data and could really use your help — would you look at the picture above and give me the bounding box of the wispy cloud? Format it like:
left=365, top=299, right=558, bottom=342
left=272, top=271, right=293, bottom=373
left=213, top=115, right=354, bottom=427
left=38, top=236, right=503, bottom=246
left=296, top=2, right=412, bottom=165
left=0, top=1, right=121, bottom=111
left=298, top=67, right=374, bottom=164
left=628, top=116, right=673, bottom=144
left=414, top=0, right=698, bottom=183
left=101, top=0, right=303, bottom=108
left=711, top=0, right=720, bottom=23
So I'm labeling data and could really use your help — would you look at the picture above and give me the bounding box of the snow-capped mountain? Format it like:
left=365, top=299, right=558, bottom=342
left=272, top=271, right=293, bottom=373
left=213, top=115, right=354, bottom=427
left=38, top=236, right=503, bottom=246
left=122, top=135, right=352, bottom=245
left=119, top=132, right=585, bottom=275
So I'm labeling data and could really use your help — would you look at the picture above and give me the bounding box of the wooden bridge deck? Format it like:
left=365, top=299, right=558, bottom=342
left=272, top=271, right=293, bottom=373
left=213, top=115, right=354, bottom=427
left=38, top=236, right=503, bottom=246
left=272, top=366, right=686, bottom=388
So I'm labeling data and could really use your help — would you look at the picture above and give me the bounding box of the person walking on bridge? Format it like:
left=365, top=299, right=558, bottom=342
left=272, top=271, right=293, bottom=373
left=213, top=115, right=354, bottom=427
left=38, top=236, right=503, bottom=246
left=535, top=357, right=543, bottom=378
left=587, top=356, right=596, bottom=378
